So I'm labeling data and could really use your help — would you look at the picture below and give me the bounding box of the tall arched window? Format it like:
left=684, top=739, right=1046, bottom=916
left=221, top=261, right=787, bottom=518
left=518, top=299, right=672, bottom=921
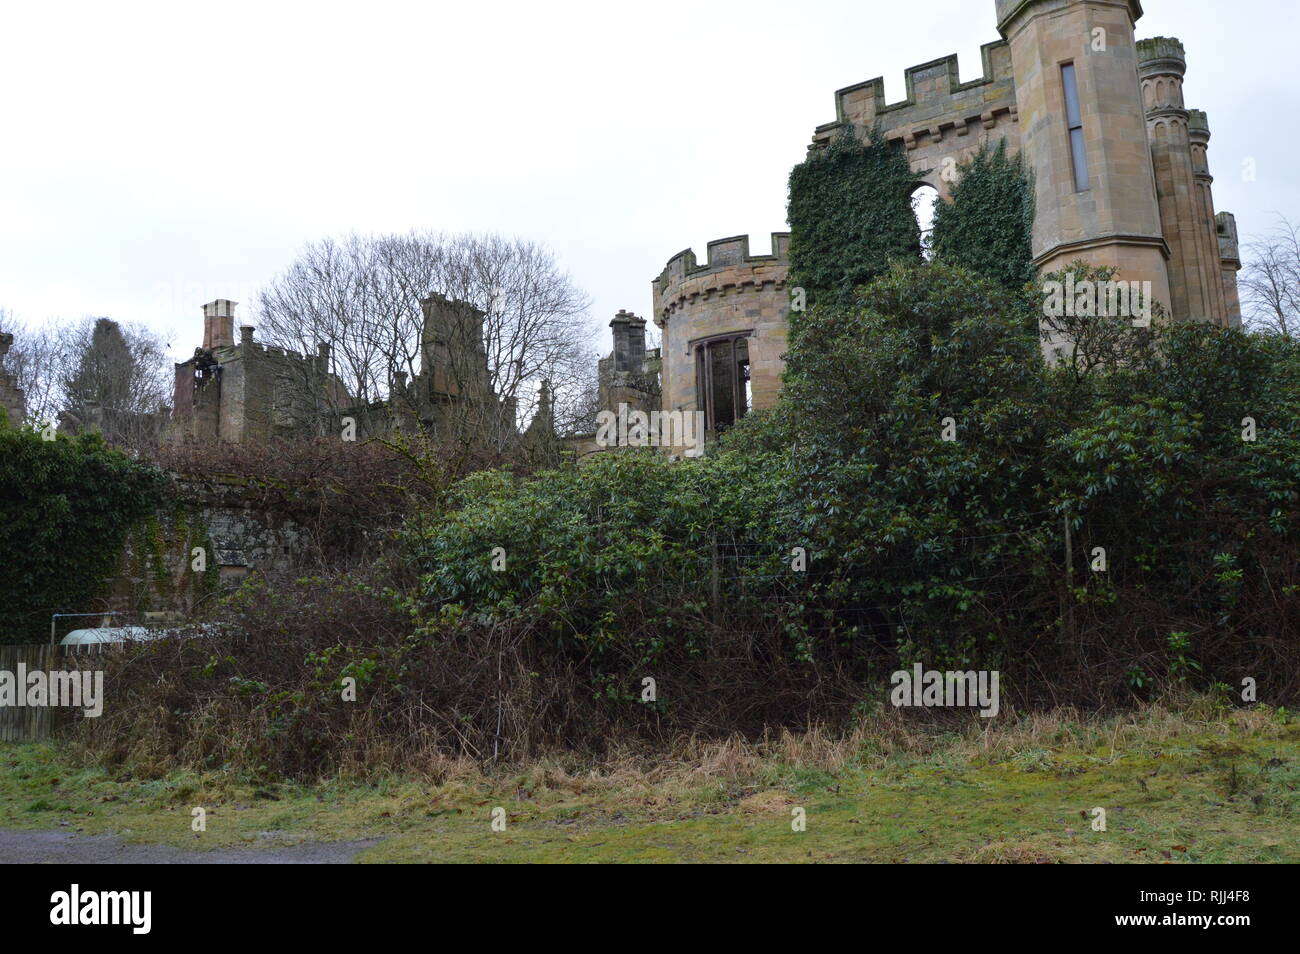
left=911, top=184, right=940, bottom=262
left=693, top=332, right=751, bottom=434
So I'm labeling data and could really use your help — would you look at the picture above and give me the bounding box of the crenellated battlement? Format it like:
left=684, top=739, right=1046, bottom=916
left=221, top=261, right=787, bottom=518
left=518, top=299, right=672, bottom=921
left=811, top=40, right=1017, bottom=156
left=652, top=233, right=790, bottom=326
left=1136, top=35, right=1185, bottom=70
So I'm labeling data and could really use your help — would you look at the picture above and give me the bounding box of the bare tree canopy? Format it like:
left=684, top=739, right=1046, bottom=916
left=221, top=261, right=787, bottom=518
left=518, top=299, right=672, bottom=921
left=1241, top=216, right=1300, bottom=338
left=255, top=231, right=597, bottom=441
left=1, top=314, right=170, bottom=450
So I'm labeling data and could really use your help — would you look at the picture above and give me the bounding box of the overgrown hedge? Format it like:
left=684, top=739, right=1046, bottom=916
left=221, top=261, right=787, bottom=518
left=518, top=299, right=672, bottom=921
left=72, top=264, right=1300, bottom=774
left=0, top=427, right=164, bottom=642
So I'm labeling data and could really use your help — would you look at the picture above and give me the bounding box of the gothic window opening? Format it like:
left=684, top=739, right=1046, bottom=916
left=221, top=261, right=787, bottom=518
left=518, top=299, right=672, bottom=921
left=694, top=333, right=751, bottom=433
left=911, top=184, right=940, bottom=261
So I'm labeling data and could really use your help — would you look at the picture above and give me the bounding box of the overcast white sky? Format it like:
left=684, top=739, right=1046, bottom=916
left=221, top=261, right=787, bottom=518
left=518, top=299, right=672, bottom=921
left=1, top=0, right=1295, bottom=356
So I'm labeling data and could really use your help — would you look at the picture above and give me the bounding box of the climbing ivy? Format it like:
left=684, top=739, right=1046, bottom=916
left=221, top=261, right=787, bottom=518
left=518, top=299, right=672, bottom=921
left=931, top=141, right=1035, bottom=290
left=0, top=428, right=165, bottom=643
left=787, top=125, right=923, bottom=310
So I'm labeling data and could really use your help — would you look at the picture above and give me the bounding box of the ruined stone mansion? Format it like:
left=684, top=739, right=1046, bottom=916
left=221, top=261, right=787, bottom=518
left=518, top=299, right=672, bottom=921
left=168, top=295, right=516, bottom=446
left=595, top=0, right=1243, bottom=448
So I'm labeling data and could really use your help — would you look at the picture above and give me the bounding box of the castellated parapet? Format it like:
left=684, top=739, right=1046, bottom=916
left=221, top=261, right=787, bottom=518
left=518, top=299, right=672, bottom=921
left=811, top=41, right=1020, bottom=199
left=652, top=234, right=790, bottom=425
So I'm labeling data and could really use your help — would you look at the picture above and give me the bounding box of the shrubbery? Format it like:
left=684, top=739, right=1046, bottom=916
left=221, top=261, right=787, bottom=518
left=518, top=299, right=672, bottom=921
left=0, top=427, right=164, bottom=642
left=72, top=262, right=1300, bottom=774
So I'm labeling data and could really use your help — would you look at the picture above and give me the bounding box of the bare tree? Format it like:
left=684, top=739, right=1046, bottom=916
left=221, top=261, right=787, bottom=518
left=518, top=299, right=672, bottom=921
left=2, top=315, right=170, bottom=450
left=255, top=231, right=596, bottom=449
left=61, top=317, right=171, bottom=450
left=1240, top=216, right=1300, bottom=338
left=1, top=314, right=62, bottom=426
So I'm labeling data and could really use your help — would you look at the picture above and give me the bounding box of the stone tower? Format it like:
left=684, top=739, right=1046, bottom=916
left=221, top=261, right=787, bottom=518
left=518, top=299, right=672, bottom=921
left=1136, top=37, right=1236, bottom=325
left=996, top=0, right=1172, bottom=317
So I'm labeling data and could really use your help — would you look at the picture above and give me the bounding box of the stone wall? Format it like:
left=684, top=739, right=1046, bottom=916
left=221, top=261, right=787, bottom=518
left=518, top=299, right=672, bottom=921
left=0, top=332, right=27, bottom=427
left=108, top=474, right=308, bottom=619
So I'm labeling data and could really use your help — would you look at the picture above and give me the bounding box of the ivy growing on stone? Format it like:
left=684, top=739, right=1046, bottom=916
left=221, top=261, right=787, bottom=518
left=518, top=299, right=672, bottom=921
left=787, top=126, right=923, bottom=310
left=931, top=141, right=1035, bottom=290
left=0, top=428, right=165, bottom=643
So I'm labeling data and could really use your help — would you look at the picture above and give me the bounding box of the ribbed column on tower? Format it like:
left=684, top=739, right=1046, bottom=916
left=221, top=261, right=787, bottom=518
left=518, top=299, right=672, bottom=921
left=1137, top=34, right=1231, bottom=325
left=1137, top=38, right=1206, bottom=323
left=1187, top=110, right=1231, bottom=325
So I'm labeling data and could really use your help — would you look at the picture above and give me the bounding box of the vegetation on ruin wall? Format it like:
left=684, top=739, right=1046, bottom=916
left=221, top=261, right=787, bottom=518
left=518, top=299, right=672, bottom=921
left=0, top=426, right=164, bottom=643
left=412, top=262, right=1300, bottom=709
left=787, top=126, right=922, bottom=308
left=73, top=264, right=1300, bottom=775
left=930, top=141, right=1035, bottom=290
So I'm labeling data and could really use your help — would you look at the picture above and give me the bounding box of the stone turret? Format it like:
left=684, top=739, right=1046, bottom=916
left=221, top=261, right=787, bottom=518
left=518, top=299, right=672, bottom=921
left=652, top=233, right=789, bottom=427
left=1137, top=39, right=1230, bottom=325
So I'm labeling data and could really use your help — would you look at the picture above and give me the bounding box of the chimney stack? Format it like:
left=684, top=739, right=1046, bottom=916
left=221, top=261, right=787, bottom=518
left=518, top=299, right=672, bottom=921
left=202, top=300, right=237, bottom=350
left=610, top=309, right=646, bottom=373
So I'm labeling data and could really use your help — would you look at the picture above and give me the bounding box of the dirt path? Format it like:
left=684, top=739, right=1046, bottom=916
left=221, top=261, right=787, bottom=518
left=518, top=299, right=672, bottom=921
left=0, top=827, right=378, bottom=864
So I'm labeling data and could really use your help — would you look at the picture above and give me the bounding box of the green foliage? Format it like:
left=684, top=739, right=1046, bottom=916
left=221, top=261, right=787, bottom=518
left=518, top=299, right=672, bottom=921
left=404, top=261, right=1300, bottom=706
left=930, top=142, right=1035, bottom=289
left=0, top=427, right=164, bottom=642
left=787, top=126, right=922, bottom=309
left=408, top=448, right=797, bottom=676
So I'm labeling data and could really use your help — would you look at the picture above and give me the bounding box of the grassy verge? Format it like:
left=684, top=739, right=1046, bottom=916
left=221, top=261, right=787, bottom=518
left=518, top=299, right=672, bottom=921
left=1, top=700, right=1296, bottom=863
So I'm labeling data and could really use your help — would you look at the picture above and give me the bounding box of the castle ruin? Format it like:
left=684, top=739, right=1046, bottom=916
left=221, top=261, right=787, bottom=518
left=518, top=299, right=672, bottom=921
left=168, top=295, right=515, bottom=445
left=597, top=0, right=1242, bottom=450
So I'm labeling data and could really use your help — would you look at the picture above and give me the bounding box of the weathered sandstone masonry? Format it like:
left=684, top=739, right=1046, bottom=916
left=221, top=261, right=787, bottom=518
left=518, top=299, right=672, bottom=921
left=806, top=0, right=1239, bottom=330
left=652, top=234, right=790, bottom=432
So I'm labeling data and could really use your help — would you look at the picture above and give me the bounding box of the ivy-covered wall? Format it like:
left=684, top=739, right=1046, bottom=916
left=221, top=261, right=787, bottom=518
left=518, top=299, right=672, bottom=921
left=787, top=126, right=923, bottom=309
left=0, top=427, right=164, bottom=643
left=109, top=475, right=309, bottom=622
left=930, top=142, right=1035, bottom=290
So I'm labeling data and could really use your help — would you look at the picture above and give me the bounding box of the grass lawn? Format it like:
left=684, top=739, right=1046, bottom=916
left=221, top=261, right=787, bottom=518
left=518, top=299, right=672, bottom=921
left=1, top=702, right=1296, bottom=863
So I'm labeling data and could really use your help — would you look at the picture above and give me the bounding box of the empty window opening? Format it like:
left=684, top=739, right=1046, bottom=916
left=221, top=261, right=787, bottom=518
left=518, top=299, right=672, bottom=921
left=911, top=184, right=941, bottom=261
left=694, top=334, right=751, bottom=433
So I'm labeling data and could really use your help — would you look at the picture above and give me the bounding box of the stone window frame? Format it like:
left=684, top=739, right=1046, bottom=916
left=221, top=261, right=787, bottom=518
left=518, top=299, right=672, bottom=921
left=691, top=331, right=753, bottom=434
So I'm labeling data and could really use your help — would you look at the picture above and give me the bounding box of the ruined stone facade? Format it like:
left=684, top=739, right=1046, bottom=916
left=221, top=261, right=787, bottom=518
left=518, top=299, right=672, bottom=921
left=168, top=296, right=515, bottom=445
left=618, top=0, right=1242, bottom=445
left=168, top=300, right=349, bottom=444
left=381, top=293, right=517, bottom=443
left=0, top=332, right=26, bottom=427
